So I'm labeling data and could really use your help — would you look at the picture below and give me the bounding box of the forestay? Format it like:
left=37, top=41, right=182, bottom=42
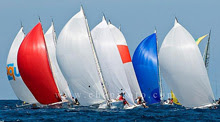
left=108, top=23, right=143, bottom=101
left=45, top=23, right=72, bottom=101
left=56, top=8, right=106, bottom=106
left=159, top=19, right=214, bottom=108
left=91, top=17, right=134, bottom=105
left=132, top=33, right=161, bottom=104
left=6, top=27, right=38, bottom=104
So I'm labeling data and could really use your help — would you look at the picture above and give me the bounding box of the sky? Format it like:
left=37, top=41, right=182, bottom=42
left=0, top=0, right=220, bottom=100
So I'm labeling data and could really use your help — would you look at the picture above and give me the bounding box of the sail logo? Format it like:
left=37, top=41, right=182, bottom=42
left=6, top=63, right=20, bottom=81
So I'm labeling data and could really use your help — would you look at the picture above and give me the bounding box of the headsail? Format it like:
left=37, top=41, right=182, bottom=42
left=159, top=19, right=214, bottom=108
left=56, top=8, right=106, bottom=106
left=195, top=34, right=208, bottom=45
left=133, top=32, right=161, bottom=104
left=6, top=27, right=38, bottom=104
left=203, top=31, right=211, bottom=70
left=17, top=23, right=61, bottom=104
left=108, top=22, right=143, bottom=102
left=91, top=17, right=134, bottom=105
left=45, top=22, right=73, bottom=101
left=171, top=90, right=181, bottom=105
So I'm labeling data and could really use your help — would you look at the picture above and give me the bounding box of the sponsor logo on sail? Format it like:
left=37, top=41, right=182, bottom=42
left=6, top=63, right=20, bottom=81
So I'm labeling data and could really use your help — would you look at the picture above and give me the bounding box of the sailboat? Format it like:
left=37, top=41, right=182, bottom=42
left=91, top=16, right=135, bottom=108
left=159, top=18, right=215, bottom=108
left=17, top=23, right=61, bottom=105
left=108, top=21, right=143, bottom=103
left=44, top=21, right=73, bottom=102
left=56, top=7, right=107, bottom=106
left=132, top=31, right=162, bottom=104
left=6, top=26, right=38, bottom=105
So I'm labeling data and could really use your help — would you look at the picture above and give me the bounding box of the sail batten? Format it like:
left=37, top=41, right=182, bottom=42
left=159, top=20, right=214, bottom=108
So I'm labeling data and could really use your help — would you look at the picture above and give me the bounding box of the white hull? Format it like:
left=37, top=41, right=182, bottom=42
left=162, top=101, right=173, bottom=106
left=99, top=100, right=145, bottom=109
left=124, top=104, right=144, bottom=109
left=192, top=103, right=217, bottom=109
left=99, top=100, right=124, bottom=109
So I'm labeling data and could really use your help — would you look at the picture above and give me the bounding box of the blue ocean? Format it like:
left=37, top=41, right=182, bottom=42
left=0, top=100, right=220, bottom=121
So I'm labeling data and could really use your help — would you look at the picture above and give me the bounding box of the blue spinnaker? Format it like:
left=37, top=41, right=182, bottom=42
left=132, top=33, right=160, bottom=104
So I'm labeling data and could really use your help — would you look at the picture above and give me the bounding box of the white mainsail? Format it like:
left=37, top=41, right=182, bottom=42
left=91, top=17, right=134, bottom=105
left=159, top=19, right=214, bottom=108
left=108, top=22, right=143, bottom=101
left=44, top=22, right=73, bottom=101
left=56, top=8, right=106, bottom=106
left=6, top=27, right=38, bottom=104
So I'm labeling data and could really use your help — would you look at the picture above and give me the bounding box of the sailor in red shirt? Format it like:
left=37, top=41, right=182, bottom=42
left=117, top=92, right=130, bottom=106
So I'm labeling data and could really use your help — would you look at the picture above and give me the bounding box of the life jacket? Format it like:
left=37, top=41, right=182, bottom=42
left=118, top=95, right=124, bottom=101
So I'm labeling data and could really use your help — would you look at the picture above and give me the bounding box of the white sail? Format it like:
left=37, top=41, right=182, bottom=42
left=203, top=31, right=211, bottom=71
left=108, top=23, right=143, bottom=101
left=44, top=22, right=73, bottom=101
left=159, top=19, right=214, bottom=108
left=56, top=8, right=106, bottom=106
left=91, top=17, right=134, bottom=105
left=6, top=27, right=38, bottom=104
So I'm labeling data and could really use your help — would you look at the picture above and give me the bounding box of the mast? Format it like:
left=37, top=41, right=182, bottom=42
left=203, top=30, right=211, bottom=71
left=155, top=28, right=163, bottom=101
left=81, top=6, right=111, bottom=103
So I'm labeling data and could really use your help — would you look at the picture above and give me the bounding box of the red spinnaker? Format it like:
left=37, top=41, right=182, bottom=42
left=17, top=23, right=61, bottom=104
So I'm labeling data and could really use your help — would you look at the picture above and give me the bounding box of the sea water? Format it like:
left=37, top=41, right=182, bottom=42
left=0, top=100, right=220, bottom=121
